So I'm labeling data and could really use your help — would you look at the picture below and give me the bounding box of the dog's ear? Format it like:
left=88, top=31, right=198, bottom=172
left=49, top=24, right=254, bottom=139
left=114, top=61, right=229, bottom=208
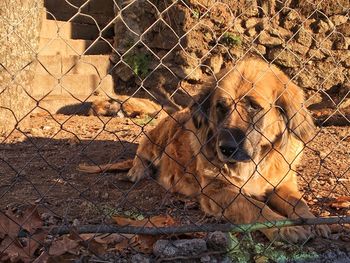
left=277, top=82, right=315, bottom=143
left=190, top=88, right=212, bottom=129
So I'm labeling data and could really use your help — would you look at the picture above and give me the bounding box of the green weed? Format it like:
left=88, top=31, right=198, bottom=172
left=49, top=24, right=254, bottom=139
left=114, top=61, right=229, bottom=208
left=227, top=233, right=319, bottom=263
left=133, top=115, right=157, bottom=126
left=192, top=9, right=200, bottom=19
left=220, top=32, right=242, bottom=47
left=124, top=52, right=150, bottom=78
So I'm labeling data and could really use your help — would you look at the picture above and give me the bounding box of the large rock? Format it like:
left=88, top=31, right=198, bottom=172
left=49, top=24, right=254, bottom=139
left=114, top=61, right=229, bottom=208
left=337, top=23, right=350, bottom=37
left=307, top=49, right=326, bottom=61
left=295, top=29, right=313, bottom=47
left=267, top=47, right=300, bottom=68
left=255, top=44, right=267, bottom=55
left=268, top=26, right=292, bottom=39
left=332, top=34, right=350, bottom=50
left=314, top=34, right=333, bottom=50
left=297, top=0, right=350, bottom=17
left=232, top=18, right=245, bottom=34
left=294, top=61, right=345, bottom=91
left=131, top=254, right=150, bottom=263
left=190, top=0, right=259, bottom=16
left=258, top=31, right=283, bottom=47
left=245, top=17, right=260, bottom=28
left=330, top=15, right=348, bottom=26
left=207, top=231, right=232, bottom=250
left=153, top=239, right=207, bottom=257
left=144, top=24, right=179, bottom=50
left=287, top=41, right=309, bottom=56
left=113, top=0, right=158, bottom=54
left=169, top=51, right=202, bottom=81
left=245, top=27, right=258, bottom=37
left=312, top=20, right=331, bottom=34
left=282, top=10, right=302, bottom=30
left=204, top=54, right=224, bottom=74
left=330, top=50, right=350, bottom=68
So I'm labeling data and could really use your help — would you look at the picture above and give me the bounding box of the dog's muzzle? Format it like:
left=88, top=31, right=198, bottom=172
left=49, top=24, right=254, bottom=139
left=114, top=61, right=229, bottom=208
left=217, top=128, right=251, bottom=163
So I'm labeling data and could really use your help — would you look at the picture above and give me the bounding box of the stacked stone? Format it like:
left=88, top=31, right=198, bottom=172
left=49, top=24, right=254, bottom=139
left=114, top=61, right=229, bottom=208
left=112, top=0, right=349, bottom=110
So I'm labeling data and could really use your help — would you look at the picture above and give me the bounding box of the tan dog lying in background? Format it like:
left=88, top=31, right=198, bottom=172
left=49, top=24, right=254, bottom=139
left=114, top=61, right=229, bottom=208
left=79, top=58, right=330, bottom=242
left=88, top=95, right=161, bottom=118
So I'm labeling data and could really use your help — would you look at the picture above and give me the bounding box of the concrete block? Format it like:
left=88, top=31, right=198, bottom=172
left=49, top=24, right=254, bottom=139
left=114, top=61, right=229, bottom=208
left=38, top=37, right=112, bottom=56
left=31, top=94, right=97, bottom=114
left=31, top=73, right=114, bottom=98
left=43, top=0, right=115, bottom=28
left=44, top=0, right=115, bottom=17
left=40, top=19, right=97, bottom=40
left=36, top=55, right=111, bottom=77
left=40, top=18, right=114, bottom=40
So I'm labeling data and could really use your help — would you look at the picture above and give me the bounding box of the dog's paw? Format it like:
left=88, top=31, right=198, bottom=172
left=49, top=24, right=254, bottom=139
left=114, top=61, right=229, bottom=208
left=281, top=225, right=314, bottom=243
left=125, top=165, right=150, bottom=182
left=313, top=224, right=331, bottom=238
left=126, top=166, right=144, bottom=182
left=264, top=225, right=313, bottom=243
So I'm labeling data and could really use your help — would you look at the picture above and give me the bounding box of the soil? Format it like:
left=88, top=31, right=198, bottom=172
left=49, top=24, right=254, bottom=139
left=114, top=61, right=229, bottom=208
left=0, top=112, right=349, bottom=261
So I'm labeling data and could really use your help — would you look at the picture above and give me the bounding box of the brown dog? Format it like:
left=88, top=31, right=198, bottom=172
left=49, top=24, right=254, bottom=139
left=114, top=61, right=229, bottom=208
left=88, top=96, right=161, bottom=118
left=79, top=58, right=330, bottom=242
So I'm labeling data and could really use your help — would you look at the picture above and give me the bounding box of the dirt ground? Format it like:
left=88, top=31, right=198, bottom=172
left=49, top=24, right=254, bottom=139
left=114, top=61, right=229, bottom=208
left=0, top=112, right=349, bottom=261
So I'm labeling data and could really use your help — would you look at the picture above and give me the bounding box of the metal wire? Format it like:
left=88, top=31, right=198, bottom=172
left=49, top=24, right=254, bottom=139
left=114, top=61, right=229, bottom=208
left=0, top=0, right=349, bottom=261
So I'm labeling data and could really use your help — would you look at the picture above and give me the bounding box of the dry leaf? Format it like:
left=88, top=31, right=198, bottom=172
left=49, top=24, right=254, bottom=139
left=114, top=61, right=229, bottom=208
left=22, top=231, right=47, bottom=259
left=329, top=196, right=350, bottom=209
left=20, top=207, right=43, bottom=234
left=112, top=214, right=176, bottom=228
left=111, top=215, right=177, bottom=253
left=0, top=213, right=20, bottom=238
left=49, top=235, right=80, bottom=256
left=0, top=206, right=43, bottom=238
left=77, top=233, right=133, bottom=253
left=0, top=228, right=46, bottom=263
left=33, top=251, right=49, bottom=263
left=94, top=233, right=125, bottom=245
left=134, top=235, right=158, bottom=253
left=148, top=215, right=176, bottom=227
left=111, top=216, right=141, bottom=227
left=115, top=236, right=130, bottom=252
left=81, top=238, right=107, bottom=255
left=113, top=234, right=156, bottom=254
left=0, top=236, right=32, bottom=263
left=79, top=233, right=98, bottom=241
left=69, top=229, right=108, bottom=255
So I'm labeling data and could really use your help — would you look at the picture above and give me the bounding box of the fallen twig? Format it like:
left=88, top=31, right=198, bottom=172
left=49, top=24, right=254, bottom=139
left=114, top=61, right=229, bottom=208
left=155, top=250, right=225, bottom=263
left=43, top=216, right=350, bottom=237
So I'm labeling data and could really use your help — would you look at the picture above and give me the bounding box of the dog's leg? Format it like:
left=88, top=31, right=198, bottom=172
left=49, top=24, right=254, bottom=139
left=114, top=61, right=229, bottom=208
left=267, top=184, right=331, bottom=238
left=199, top=180, right=312, bottom=243
left=124, top=155, right=151, bottom=182
left=125, top=136, right=161, bottom=182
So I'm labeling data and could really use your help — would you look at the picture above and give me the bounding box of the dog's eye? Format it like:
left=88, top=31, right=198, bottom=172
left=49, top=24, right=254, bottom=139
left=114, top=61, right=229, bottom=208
left=216, top=101, right=229, bottom=115
left=246, top=98, right=262, bottom=112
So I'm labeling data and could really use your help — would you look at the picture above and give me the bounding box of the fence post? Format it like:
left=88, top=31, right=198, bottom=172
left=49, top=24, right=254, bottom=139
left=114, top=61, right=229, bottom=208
left=0, top=0, right=44, bottom=136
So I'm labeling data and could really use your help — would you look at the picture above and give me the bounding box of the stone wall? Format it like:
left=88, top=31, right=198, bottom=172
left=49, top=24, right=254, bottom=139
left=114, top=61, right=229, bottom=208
left=112, top=0, right=349, bottom=114
left=0, top=0, right=43, bottom=135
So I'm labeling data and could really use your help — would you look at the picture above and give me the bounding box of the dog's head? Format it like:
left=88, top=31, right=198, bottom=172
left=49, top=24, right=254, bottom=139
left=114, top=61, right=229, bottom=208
left=190, top=58, right=315, bottom=165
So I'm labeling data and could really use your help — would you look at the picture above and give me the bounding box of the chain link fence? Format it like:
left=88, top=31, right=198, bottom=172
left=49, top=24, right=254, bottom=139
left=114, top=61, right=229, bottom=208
left=1, top=0, right=350, bottom=262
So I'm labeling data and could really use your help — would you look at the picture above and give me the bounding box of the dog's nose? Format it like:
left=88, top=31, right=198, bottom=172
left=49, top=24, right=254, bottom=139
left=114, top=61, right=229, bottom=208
left=219, top=145, right=238, bottom=158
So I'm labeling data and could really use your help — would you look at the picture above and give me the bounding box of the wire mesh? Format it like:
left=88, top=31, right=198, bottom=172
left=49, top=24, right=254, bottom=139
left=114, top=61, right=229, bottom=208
left=0, top=0, right=349, bottom=262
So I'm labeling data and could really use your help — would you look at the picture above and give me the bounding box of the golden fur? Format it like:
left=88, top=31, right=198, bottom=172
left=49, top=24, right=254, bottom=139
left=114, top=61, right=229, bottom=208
left=79, top=58, right=330, bottom=242
left=89, top=96, right=161, bottom=118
